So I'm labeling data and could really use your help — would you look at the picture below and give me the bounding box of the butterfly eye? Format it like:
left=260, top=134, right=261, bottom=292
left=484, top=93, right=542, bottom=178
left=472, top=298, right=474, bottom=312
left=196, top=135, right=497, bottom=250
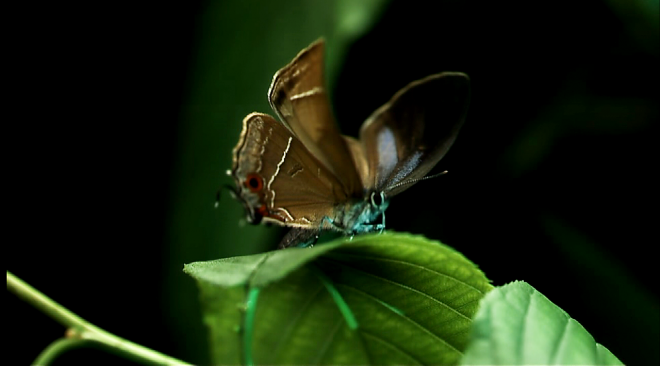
left=244, top=173, right=264, bottom=192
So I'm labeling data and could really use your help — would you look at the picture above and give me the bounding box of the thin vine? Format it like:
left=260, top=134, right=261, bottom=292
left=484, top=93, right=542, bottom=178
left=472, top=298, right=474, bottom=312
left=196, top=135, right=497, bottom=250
left=7, top=271, right=192, bottom=365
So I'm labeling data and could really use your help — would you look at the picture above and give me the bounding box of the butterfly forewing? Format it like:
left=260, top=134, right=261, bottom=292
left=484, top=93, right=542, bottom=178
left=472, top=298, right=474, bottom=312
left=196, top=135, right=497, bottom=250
left=268, top=40, right=363, bottom=197
left=359, top=72, right=471, bottom=195
left=231, top=113, right=348, bottom=228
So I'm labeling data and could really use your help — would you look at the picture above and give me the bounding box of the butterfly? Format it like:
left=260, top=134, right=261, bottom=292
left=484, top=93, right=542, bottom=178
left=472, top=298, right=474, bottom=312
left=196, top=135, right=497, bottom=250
left=229, top=39, right=470, bottom=248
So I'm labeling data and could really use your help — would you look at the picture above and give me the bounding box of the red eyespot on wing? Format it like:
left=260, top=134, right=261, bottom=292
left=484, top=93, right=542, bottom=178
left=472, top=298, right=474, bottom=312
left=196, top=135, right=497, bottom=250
left=244, top=173, right=264, bottom=192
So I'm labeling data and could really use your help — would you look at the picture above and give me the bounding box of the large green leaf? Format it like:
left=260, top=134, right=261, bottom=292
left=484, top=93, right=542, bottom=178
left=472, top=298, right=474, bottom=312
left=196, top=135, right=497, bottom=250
left=185, top=232, right=492, bottom=365
left=460, top=281, right=623, bottom=365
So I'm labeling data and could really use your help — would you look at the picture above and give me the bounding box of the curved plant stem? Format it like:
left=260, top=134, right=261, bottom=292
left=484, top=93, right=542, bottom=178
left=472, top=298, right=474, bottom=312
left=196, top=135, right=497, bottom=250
left=33, top=338, right=91, bottom=365
left=7, top=271, right=192, bottom=365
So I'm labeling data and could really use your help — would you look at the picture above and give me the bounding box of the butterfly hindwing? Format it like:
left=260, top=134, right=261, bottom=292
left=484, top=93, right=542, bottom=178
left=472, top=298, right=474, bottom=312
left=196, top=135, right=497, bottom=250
left=358, top=72, right=471, bottom=195
left=231, top=113, right=350, bottom=228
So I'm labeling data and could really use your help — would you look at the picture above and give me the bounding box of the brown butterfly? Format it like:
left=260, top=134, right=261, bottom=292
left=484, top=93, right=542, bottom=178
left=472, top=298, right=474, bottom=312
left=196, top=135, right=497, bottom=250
left=229, top=39, right=470, bottom=248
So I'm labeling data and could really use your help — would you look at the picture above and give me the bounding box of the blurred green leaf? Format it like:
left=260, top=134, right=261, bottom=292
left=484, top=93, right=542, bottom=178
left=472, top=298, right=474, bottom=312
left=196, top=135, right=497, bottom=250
left=605, top=0, right=659, bottom=55
left=503, top=84, right=657, bottom=178
left=185, top=232, right=492, bottom=365
left=460, top=281, right=623, bottom=365
left=168, top=1, right=389, bottom=362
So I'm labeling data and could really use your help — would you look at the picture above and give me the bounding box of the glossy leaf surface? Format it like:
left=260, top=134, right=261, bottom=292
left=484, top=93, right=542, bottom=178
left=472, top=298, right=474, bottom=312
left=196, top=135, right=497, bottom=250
left=460, top=281, right=623, bottom=365
left=185, top=233, right=492, bottom=365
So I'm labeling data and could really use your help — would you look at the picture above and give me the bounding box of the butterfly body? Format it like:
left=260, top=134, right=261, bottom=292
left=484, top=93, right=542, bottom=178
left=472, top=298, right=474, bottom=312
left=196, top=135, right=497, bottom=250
left=229, top=39, right=470, bottom=248
left=326, top=193, right=389, bottom=235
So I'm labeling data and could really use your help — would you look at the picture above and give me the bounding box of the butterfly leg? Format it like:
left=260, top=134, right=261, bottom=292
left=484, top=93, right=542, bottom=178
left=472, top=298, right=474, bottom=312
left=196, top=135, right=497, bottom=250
left=373, top=212, right=386, bottom=233
left=356, top=223, right=384, bottom=233
left=379, top=211, right=386, bottom=234
left=353, top=213, right=386, bottom=235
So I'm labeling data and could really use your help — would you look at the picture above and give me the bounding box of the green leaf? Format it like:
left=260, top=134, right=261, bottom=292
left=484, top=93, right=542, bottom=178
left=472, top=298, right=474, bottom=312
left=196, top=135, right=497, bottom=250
left=460, top=281, right=623, bottom=365
left=185, top=232, right=492, bottom=365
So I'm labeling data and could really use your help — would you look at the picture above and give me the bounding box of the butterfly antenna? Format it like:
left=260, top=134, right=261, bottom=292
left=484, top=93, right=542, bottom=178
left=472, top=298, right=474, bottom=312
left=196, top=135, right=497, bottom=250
left=216, top=184, right=239, bottom=208
left=384, top=170, right=449, bottom=193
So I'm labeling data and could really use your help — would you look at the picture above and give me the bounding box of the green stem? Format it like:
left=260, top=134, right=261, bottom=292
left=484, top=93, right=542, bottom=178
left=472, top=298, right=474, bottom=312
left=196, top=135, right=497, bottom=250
left=7, top=271, right=192, bottom=365
left=33, top=338, right=91, bottom=365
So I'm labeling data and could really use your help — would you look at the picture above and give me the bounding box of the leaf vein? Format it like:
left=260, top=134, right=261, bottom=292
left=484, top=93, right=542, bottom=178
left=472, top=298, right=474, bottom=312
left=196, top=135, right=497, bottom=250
left=517, top=288, right=534, bottom=363
left=271, top=282, right=325, bottom=358
left=336, top=283, right=463, bottom=356
left=314, top=316, right=344, bottom=365
left=320, top=258, right=472, bottom=322
left=361, top=330, right=424, bottom=365
left=550, top=311, right=570, bottom=364
left=328, top=251, right=486, bottom=294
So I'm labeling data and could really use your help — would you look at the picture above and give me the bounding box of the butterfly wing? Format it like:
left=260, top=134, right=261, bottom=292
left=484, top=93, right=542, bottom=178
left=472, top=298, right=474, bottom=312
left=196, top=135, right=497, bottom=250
left=358, top=72, right=471, bottom=196
left=268, top=39, right=363, bottom=196
left=342, top=136, right=370, bottom=188
left=231, top=113, right=350, bottom=228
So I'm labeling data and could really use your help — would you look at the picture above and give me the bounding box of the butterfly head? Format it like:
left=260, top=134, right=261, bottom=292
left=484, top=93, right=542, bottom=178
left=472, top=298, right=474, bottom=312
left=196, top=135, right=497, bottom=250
left=224, top=172, right=264, bottom=225
left=365, top=190, right=390, bottom=229
left=369, top=191, right=388, bottom=215
left=338, top=191, right=390, bottom=235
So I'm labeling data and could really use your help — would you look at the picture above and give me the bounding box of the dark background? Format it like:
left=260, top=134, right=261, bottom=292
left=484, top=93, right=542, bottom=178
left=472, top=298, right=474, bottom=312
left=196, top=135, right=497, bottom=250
left=8, top=0, right=657, bottom=365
